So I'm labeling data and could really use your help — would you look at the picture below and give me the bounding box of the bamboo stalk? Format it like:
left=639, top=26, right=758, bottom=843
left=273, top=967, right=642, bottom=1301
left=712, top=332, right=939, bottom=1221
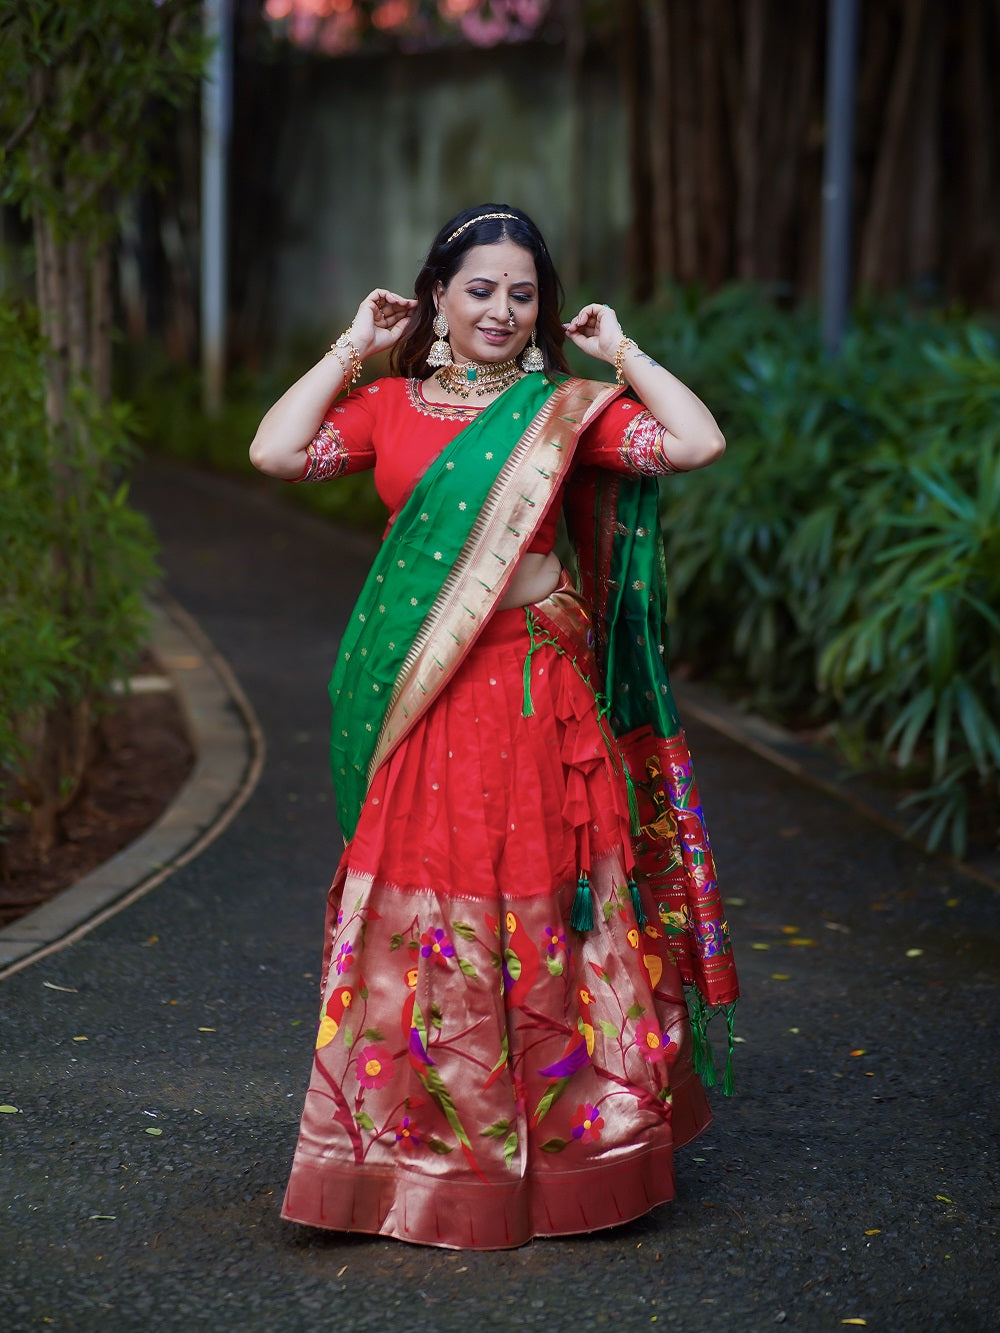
left=645, top=0, right=674, bottom=285
left=858, top=0, right=927, bottom=291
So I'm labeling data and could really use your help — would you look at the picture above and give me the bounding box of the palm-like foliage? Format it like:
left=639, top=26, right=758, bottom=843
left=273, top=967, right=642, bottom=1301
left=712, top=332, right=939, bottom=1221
left=629, top=290, right=999, bottom=856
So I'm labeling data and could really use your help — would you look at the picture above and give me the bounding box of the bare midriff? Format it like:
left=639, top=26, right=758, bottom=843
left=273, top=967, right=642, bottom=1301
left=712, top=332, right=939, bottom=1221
left=499, top=550, right=562, bottom=610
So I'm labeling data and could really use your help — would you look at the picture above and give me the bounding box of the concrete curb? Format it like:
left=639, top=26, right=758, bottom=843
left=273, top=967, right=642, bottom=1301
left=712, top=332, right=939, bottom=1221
left=0, top=595, right=266, bottom=980
left=674, top=677, right=1000, bottom=893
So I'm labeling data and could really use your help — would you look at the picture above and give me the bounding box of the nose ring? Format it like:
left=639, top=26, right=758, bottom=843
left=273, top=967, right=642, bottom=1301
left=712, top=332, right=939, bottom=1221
left=508, top=306, right=515, bottom=329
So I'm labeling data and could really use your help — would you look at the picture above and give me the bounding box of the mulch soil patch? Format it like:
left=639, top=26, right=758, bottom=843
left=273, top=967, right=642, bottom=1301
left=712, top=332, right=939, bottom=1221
left=0, top=679, right=195, bottom=929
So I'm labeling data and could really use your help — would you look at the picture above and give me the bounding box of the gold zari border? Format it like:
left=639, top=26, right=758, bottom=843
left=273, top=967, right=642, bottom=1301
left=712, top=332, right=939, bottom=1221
left=368, top=379, right=622, bottom=783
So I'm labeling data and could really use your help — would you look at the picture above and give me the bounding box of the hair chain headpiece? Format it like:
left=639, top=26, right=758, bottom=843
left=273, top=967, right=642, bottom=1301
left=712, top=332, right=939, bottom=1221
left=446, top=211, right=519, bottom=244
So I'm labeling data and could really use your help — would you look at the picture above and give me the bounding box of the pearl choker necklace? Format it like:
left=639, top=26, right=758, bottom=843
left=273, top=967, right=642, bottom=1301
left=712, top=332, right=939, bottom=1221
left=437, top=356, right=522, bottom=399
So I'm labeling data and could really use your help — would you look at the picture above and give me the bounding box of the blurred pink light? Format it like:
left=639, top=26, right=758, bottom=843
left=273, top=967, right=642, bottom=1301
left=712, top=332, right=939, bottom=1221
left=372, top=0, right=412, bottom=30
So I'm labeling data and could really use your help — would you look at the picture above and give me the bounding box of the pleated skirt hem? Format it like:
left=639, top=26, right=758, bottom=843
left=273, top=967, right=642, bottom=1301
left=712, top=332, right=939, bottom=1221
left=282, top=1135, right=688, bottom=1250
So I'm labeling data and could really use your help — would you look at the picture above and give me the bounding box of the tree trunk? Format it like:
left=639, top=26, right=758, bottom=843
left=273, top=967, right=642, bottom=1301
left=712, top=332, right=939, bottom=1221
left=91, top=239, right=113, bottom=404
left=17, top=699, right=93, bottom=858
left=697, top=0, right=729, bottom=288
left=948, top=0, right=999, bottom=302
left=858, top=0, right=927, bottom=291
left=561, top=0, right=585, bottom=292
left=762, top=0, right=821, bottom=288
left=671, top=0, right=699, bottom=283
left=908, top=0, right=941, bottom=293
left=645, top=0, right=674, bottom=285
left=735, top=0, right=766, bottom=279
left=621, top=0, right=653, bottom=299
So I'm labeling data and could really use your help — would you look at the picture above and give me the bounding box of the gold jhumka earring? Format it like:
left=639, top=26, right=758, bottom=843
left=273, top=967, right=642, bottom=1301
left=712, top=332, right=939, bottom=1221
left=427, top=312, right=453, bottom=368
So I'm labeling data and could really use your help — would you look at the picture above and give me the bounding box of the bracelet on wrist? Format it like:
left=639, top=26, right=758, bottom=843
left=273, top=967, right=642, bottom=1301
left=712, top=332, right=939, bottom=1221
left=614, top=336, right=638, bottom=386
left=325, top=330, right=363, bottom=384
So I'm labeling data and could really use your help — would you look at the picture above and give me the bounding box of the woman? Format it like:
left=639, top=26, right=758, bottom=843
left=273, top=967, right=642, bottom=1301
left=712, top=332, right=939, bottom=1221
left=250, top=204, right=738, bottom=1249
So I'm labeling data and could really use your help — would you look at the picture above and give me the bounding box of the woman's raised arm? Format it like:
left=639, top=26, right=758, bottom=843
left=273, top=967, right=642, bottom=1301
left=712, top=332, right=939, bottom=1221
left=249, top=289, right=416, bottom=479
left=563, top=302, right=725, bottom=472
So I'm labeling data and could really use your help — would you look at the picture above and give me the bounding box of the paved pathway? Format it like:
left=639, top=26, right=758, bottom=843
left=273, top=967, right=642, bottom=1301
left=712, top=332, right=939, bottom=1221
left=2, top=458, right=997, bottom=1331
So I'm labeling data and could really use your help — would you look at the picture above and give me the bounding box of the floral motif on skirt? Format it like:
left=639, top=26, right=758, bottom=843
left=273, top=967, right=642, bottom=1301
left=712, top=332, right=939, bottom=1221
left=282, top=604, right=711, bottom=1249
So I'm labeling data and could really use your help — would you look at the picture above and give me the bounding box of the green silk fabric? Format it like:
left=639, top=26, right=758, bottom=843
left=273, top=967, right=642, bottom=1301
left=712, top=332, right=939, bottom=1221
left=597, top=475, right=681, bottom=741
left=328, top=373, right=562, bottom=843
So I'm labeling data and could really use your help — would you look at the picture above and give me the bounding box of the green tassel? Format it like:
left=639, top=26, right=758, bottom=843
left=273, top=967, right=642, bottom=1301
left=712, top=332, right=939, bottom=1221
left=521, top=647, right=536, bottom=717
left=570, top=873, right=593, bottom=932
left=521, top=610, right=538, bottom=717
left=722, top=1001, right=738, bottom=1097
left=687, top=990, right=718, bottom=1088
left=623, top=764, right=641, bottom=836
left=628, top=878, right=646, bottom=929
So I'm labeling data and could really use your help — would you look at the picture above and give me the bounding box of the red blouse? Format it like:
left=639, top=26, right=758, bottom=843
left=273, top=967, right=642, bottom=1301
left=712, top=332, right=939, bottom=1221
left=296, top=377, right=679, bottom=553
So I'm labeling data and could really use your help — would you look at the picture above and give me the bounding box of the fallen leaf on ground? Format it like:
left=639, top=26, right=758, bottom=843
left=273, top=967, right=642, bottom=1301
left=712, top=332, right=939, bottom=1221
left=89, top=1215, right=117, bottom=1221
left=771, top=973, right=791, bottom=981
left=905, top=948, right=924, bottom=958
left=197, top=1027, right=216, bottom=1033
left=337, top=1265, right=348, bottom=1277
left=850, top=1049, right=866, bottom=1057
left=841, top=1321, right=867, bottom=1327
left=0, top=1105, right=20, bottom=1114
left=72, top=1036, right=88, bottom=1042
left=42, top=981, right=78, bottom=993
left=788, top=938, right=817, bottom=947
left=751, top=943, right=771, bottom=951
left=936, top=1195, right=953, bottom=1203
left=144, top=1127, right=163, bottom=1136
left=864, top=1229, right=881, bottom=1236
left=781, top=925, right=799, bottom=935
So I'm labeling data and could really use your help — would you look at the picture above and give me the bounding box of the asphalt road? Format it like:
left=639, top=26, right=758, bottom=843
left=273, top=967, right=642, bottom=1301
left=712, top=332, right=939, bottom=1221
left=2, top=457, right=997, bottom=1331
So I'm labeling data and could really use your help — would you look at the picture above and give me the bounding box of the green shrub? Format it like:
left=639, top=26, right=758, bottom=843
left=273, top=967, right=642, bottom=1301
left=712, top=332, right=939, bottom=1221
left=0, top=304, right=158, bottom=844
left=630, top=288, right=999, bottom=856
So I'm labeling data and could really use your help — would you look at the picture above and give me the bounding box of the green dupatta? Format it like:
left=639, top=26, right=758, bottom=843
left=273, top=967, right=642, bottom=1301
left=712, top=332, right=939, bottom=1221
left=565, top=465, right=740, bottom=1088
left=328, top=373, right=621, bottom=843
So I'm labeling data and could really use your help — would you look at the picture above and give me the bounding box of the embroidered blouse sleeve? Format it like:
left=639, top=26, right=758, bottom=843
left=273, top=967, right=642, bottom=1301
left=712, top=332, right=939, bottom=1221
left=293, top=382, right=379, bottom=482
left=578, top=396, right=680, bottom=477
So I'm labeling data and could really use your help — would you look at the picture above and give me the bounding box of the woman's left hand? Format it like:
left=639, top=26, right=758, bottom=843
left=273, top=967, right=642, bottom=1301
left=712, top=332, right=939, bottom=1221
left=563, top=302, right=624, bottom=364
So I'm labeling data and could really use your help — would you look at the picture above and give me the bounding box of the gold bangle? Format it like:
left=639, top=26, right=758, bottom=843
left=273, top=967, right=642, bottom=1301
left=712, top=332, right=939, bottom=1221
left=326, top=344, right=351, bottom=379
left=614, top=336, right=638, bottom=386
left=325, top=330, right=363, bottom=384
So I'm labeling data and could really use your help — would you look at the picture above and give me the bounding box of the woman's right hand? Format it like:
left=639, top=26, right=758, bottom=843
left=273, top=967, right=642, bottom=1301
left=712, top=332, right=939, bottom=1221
left=349, top=289, right=417, bottom=357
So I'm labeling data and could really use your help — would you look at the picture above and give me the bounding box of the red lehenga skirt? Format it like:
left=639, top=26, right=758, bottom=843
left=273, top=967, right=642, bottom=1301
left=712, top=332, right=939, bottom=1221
left=282, top=591, right=711, bottom=1249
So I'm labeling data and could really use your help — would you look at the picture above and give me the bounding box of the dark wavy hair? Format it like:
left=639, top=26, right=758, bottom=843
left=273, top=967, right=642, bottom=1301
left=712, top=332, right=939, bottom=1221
left=390, top=204, right=570, bottom=379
